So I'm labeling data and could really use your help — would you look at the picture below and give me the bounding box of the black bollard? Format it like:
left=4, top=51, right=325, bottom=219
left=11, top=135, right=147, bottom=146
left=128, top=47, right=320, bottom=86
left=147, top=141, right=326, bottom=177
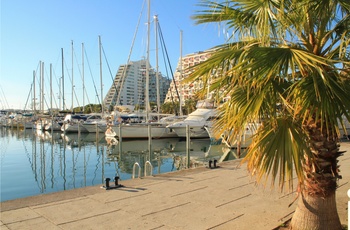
left=209, top=160, right=212, bottom=169
left=114, top=176, right=119, bottom=186
left=105, top=178, right=111, bottom=188
left=213, top=159, right=217, bottom=168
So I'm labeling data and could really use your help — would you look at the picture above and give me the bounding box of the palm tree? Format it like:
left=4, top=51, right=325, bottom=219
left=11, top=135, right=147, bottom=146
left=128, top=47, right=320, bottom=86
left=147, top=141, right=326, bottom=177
left=161, top=101, right=179, bottom=114
left=183, top=98, right=198, bottom=115
left=190, top=0, right=350, bottom=229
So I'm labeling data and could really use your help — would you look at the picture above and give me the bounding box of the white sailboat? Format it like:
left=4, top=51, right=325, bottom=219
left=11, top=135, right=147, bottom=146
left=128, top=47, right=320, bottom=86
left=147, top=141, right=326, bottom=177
left=45, top=63, right=62, bottom=132
left=44, top=121, right=62, bottom=131
left=82, top=113, right=108, bottom=133
left=106, top=2, right=178, bottom=139
left=61, top=114, right=88, bottom=133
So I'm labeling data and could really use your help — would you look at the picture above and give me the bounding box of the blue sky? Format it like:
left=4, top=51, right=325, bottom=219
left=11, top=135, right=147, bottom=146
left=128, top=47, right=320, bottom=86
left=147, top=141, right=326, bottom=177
left=1, top=0, right=226, bottom=110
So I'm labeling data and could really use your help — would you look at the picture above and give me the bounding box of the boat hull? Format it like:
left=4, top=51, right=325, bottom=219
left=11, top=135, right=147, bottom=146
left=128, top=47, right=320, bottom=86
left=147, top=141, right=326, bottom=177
left=44, top=122, right=61, bottom=131
left=61, top=123, right=88, bottom=133
left=108, top=124, right=178, bottom=139
left=170, top=126, right=209, bottom=138
left=83, top=123, right=104, bottom=133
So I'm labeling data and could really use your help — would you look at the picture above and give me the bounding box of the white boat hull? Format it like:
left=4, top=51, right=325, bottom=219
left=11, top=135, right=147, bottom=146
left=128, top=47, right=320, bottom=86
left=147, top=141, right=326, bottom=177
left=170, top=126, right=209, bottom=138
left=44, top=122, right=61, bottom=131
left=166, top=106, right=218, bottom=139
left=83, top=123, right=104, bottom=133
left=98, top=124, right=108, bottom=133
left=82, top=115, right=108, bottom=133
left=61, top=123, right=88, bottom=133
left=108, top=124, right=178, bottom=139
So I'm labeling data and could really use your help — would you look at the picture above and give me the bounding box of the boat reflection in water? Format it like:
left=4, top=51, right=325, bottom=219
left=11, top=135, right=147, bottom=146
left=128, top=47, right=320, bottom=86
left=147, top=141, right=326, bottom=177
left=170, top=139, right=232, bottom=169
left=0, top=128, right=242, bottom=202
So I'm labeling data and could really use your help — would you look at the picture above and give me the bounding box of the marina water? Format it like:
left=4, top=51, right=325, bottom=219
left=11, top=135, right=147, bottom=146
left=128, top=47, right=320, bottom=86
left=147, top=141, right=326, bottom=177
left=0, top=127, right=239, bottom=202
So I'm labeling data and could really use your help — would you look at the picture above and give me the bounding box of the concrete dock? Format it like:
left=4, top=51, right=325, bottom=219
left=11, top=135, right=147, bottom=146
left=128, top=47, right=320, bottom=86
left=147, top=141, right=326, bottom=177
left=1, top=142, right=349, bottom=230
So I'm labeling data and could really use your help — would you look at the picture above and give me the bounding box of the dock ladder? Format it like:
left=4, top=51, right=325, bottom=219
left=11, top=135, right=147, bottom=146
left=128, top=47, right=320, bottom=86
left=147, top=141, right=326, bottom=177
left=144, top=161, right=153, bottom=177
left=132, top=162, right=141, bottom=179
left=132, top=161, right=154, bottom=179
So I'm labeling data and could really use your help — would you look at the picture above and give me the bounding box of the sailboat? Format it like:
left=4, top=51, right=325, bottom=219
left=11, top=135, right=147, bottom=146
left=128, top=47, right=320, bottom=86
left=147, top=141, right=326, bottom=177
left=61, top=114, right=88, bottom=133
left=82, top=113, right=108, bottom=133
left=44, top=120, right=62, bottom=131
left=106, top=1, right=179, bottom=139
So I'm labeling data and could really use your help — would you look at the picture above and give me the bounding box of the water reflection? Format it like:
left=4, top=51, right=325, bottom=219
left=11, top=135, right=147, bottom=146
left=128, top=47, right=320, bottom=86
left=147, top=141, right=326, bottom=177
left=0, top=127, right=241, bottom=202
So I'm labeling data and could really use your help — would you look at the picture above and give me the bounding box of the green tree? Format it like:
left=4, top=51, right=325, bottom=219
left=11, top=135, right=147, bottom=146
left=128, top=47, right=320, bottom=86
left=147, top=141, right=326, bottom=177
left=190, top=1, right=350, bottom=229
left=161, top=101, right=179, bottom=114
left=183, top=98, right=197, bottom=115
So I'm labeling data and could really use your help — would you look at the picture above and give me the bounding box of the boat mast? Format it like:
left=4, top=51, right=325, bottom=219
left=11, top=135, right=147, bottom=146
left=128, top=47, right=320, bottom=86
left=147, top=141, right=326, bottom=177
left=99, top=35, right=104, bottom=115
left=179, top=30, right=183, bottom=116
left=23, top=83, right=33, bottom=112
left=154, top=14, right=160, bottom=120
left=145, top=0, right=151, bottom=121
left=71, top=40, right=74, bottom=112
left=62, top=48, right=65, bottom=111
left=40, top=61, right=44, bottom=113
left=82, top=43, right=85, bottom=113
left=58, top=72, right=61, bottom=111
left=50, top=63, right=53, bottom=114
left=33, top=70, right=36, bottom=113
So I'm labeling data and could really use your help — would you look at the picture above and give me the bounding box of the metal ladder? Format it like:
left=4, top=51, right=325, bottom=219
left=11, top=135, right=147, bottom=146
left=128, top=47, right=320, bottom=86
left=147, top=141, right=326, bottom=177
left=132, top=161, right=153, bottom=179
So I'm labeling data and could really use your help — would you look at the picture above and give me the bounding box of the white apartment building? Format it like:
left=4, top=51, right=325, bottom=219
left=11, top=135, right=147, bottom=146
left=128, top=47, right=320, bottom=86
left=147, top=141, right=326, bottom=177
left=164, top=50, right=212, bottom=104
left=104, top=59, right=170, bottom=111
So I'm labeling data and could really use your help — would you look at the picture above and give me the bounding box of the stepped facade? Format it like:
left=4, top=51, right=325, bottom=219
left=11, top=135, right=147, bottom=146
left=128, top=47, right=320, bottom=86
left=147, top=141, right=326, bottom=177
left=104, top=59, right=170, bottom=111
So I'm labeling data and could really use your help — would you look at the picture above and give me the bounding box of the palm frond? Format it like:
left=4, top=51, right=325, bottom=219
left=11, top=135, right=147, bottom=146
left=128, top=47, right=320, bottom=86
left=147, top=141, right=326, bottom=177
left=243, top=116, right=311, bottom=191
left=188, top=0, right=350, bottom=195
left=192, top=0, right=281, bottom=41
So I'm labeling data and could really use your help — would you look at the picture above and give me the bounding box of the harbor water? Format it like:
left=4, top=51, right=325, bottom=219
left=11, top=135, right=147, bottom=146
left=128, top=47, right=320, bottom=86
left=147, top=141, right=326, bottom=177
left=0, top=127, right=240, bottom=202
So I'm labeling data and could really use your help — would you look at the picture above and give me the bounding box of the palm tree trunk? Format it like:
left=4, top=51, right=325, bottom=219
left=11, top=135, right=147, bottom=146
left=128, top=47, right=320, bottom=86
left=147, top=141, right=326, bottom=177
left=290, top=120, right=342, bottom=229
left=291, top=191, right=341, bottom=229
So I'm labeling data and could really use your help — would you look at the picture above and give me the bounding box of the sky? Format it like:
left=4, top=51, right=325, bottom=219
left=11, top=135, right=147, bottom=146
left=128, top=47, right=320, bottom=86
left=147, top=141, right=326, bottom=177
left=0, top=0, right=227, bottom=110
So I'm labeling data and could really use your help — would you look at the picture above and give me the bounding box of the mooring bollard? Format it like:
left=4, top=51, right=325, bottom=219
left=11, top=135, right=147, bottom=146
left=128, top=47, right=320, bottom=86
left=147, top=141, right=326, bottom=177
left=208, top=159, right=218, bottom=169
left=114, top=176, right=119, bottom=186
left=105, top=178, right=111, bottom=188
left=101, top=176, right=123, bottom=190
